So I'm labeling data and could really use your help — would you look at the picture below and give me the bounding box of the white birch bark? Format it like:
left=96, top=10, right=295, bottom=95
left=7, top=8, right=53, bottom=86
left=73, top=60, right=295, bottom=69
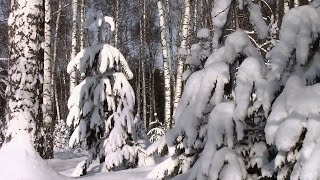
left=114, top=0, right=119, bottom=48
left=70, top=0, right=78, bottom=93
left=43, top=0, right=54, bottom=159
left=6, top=0, right=44, bottom=153
left=173, top=0, right=190, bottom=116
left=294, top=0, right=299, bottom=7
left=157, top=0, right=172, bottom=130
left=80, top=0, right=86, bottom=49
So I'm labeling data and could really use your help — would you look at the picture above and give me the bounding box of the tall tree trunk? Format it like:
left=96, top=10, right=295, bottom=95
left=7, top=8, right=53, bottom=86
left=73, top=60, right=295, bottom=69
left=70, top=0, right=78, bottom=94
left=165, top=0, right=174, bottom=74
left=80, top=0, right=86, bottom=50
left=114, top=0, right=119, bottom=48
left=173, top=0, right=190, bottom=117
left=43, top=0, right=54, bottom=159
left=6, top=0, right=44, bottom=154
left=52, top=0, right=62, bottom=123
left=157, top=0, right=172, bottom=130
left=140, top=0, right=148, bottom=129
left=136, top=61, right=141, bottom=116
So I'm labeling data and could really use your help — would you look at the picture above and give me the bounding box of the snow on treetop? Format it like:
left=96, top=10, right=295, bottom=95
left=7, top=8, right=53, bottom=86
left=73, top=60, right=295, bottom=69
left=211, top=0, right=231, bottom=29
left=174, top=62, right=230, bottom=123
left=205, top=30, right=263, bottom=67
left=67, top=44, right=133, bottom=80
left=265, top=76, right=320, bottom=179
left=266, top=76, right=320, bottom=147
left=234, top=57, right=267, bottom=121
left=268, top=5, right=320, bottom=80
left=84, top=10, right=115, bottom=32
left=247, top=2, right=269, bottom=39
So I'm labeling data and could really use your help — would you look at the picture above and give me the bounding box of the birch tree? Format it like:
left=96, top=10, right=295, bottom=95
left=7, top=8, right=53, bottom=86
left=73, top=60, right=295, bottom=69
left=114, top=0, right=119, bottom=48
left=141, top=0, right=148, bottom=129
left=157, top=0, right=171, bottom=130
left=80, top=0, right=86, bottom=49
left=6, top=0, right=44, bottom=154
left=70, top=0, right=78, bottom=93
left=173, top=0, right=190, bottom=114
left=43, top=0, right=54, bottom=159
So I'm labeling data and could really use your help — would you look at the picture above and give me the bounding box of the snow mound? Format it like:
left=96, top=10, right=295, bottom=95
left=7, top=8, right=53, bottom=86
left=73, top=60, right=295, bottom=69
left=197, top=28, right=210, bottom=39
left=0, top=135, right=67, bottom=180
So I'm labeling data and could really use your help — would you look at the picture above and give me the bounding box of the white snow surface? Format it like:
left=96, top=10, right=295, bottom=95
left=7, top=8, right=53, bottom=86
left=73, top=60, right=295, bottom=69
left=268, top=5, right=320, bottom=80
left=0, top=135, right=67, bottom=180
left=0, top=136, right=157, bottom=180
left=247, top=2, right=269, bottom=39
left=265, top=76, right=320, bottom=179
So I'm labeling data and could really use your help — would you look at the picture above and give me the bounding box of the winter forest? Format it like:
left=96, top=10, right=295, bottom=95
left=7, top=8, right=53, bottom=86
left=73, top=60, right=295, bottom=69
left=1, top=0, right=320, bottom=179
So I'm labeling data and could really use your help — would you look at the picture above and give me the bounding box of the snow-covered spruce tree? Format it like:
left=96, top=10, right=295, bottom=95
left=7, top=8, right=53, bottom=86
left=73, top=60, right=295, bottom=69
left=148, top=0, right=273, bottom=179
left=5, top=0, right=44, bottom=153
left=262, top=2, right=320, bottom=179
left=67, top=14, right=153, bottom=174
left=53, top=119, right=70, bottom=152
left=147, top=115, right=165, bottom=143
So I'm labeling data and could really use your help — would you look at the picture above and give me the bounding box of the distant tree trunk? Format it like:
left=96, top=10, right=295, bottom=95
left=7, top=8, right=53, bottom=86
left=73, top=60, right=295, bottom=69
left=149, top=62, right=155, bottom=124
left=52, top=0, right=62, bottom=122
left=173, top=0, right=190, bottom=116
left=43, top=0, right=54, bottom=159
left=136, top=60, right=141, bottom=116
left=114, top=0, right=119, bottom=48
left=70, top=0, right=78, bottom=94
left=6, top=0, right=44, bottom=154
left=294, top=0, right=299, bottom=7
left=80, top=0, right=86, bottom=50
left=165, top=0, right=174, bottom=74
left=140, top=0, right=148, bottom=129
left=275, top=0, right=281, bottom=27
left=157, top=0, right=171, bottom=130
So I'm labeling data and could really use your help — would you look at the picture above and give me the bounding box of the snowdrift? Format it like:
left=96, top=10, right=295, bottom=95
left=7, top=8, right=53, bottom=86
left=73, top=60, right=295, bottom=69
left=0, top=135, right=68, bottom=180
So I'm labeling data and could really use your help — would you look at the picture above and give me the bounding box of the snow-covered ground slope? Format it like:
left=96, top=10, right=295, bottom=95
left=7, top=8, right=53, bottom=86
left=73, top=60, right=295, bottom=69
left=48, top=152, right=157, bottom=180
left=0, top=135, right=67, bottom=180
left=0, top=136, right=157, bottom=180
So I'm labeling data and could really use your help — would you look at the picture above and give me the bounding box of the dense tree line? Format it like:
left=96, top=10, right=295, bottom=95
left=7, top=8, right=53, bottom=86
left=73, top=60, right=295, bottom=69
left=1, top=1, right=320, bottom=180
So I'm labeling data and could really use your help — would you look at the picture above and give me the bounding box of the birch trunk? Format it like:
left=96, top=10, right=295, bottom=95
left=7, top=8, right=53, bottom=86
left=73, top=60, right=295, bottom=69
left=114, top=0, right=119, bottom=48
left=157, top=0, right=172, bottom=130
left=6, top=0, right=44, bottom=154
left=165, top=0, right=174, bottom=73
left=70, top=0, right=78, bottom=94
left=43, top=0, right=54, bottom=159
left=80, top=0, right=86, bottom=49
left=173, top=0, right=190, bottom=116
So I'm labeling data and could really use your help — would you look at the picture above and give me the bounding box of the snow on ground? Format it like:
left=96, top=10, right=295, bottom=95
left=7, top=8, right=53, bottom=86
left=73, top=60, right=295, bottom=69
left=48, top=151, right=158, bottom=180
left=48, top=151, right=87, bottom=176
left=0, top=136, right=158, bottom=180
left=48, top=152, right=157, bottom=180
left=0, top=135, right=67, bottom=180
